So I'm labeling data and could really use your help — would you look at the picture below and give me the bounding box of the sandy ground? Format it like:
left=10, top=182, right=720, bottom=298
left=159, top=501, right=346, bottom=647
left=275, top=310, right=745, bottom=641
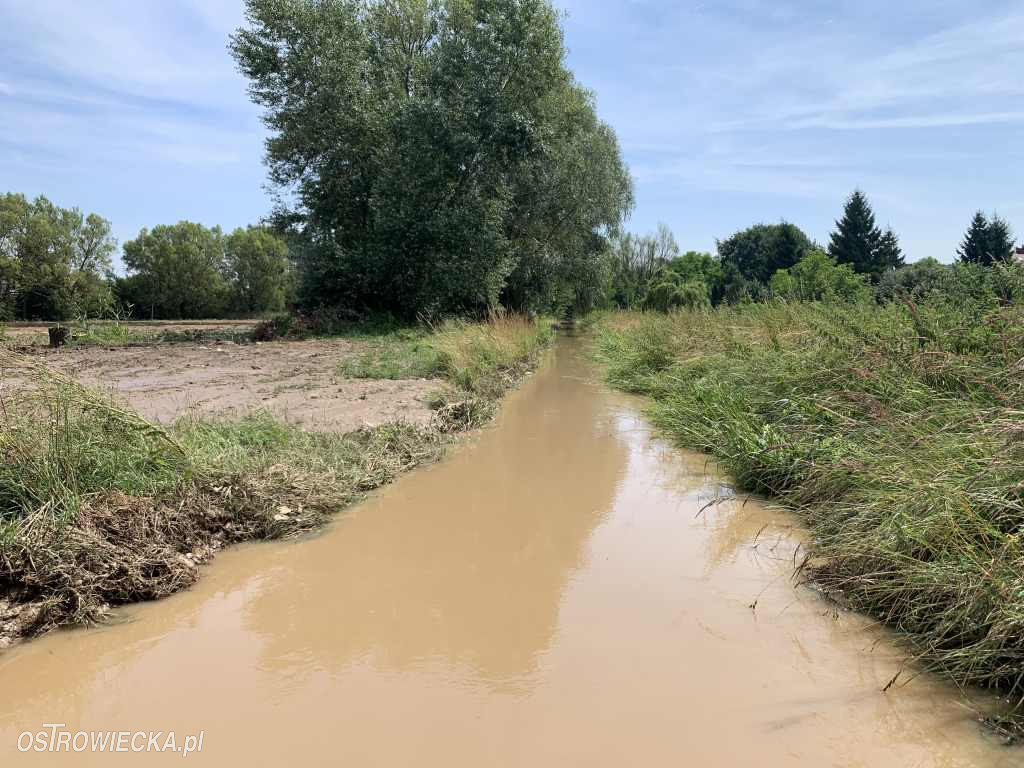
left=0, top=340, right=438, bottom=432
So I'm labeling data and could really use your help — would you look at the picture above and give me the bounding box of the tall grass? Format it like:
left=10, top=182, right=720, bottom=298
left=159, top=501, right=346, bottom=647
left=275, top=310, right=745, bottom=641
left=597, top=301, right=1024, bottom=710
left=338, top=313, right=552, bottom=390
left=433, top=313, right=553, bottom=396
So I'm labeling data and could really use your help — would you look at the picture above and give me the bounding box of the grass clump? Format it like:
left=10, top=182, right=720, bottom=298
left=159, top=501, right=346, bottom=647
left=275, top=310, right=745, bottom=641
left=339, top=329, right=445, bottom=380
left=433, top=313, right=553, bottom=396
left=596, top=300, right=1024, bottom=713
left=336, top=313, right=553, bottom=429
left=337, top=313, right=552, bottom=391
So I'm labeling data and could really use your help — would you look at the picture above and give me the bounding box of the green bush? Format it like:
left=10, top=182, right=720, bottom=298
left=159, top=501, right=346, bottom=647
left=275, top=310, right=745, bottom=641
left=770, top=250, right=870, bottom=303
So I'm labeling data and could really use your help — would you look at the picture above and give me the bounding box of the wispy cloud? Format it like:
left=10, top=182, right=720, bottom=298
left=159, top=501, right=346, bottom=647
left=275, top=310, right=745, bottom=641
left=0, top=0, right=266, bottom=255
left=558, top=0, right=1024, bottom=259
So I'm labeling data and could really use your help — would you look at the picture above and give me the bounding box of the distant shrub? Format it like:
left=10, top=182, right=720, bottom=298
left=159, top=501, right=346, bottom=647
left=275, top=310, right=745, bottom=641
left=874, top=258, right=954, bottom=303
left=770, top=250, right=869, bottom=303
left=252, top=314, right=299, bottom=342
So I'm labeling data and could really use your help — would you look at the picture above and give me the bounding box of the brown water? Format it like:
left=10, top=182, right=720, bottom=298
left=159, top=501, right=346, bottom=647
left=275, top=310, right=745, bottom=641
left=0, top=337, right=1015, bottom=766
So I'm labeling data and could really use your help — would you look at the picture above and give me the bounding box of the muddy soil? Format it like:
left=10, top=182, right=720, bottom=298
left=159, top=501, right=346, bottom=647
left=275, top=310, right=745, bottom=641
left=1, top=340, right=437, bottom=431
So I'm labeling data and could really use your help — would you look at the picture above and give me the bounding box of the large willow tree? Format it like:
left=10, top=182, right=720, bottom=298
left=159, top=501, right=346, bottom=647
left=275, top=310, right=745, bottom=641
left=231, top=0, right=633, bottom=318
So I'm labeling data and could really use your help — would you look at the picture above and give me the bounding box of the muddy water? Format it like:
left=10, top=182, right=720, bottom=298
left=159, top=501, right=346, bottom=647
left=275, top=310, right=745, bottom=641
left=0, top=337, right=1015, bottom=766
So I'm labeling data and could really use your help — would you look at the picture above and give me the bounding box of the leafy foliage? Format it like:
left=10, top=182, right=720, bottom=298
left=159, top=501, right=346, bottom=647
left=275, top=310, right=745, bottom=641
left=717, top=222, right=814, bottom=288
left=0, top=193, right=116, bottom=320
left=119, top=222, right=292, bottom=319
left=225, top=226, right=293, bottom=315
left=874, top=257, right=953, bottom=302
left=230, top=0, right=633, bottom=319
left=770, top=250, right=869, bottom=303
left=607, top=225, right=679, bottom=308
left=120, top=223, right=229, bottom=319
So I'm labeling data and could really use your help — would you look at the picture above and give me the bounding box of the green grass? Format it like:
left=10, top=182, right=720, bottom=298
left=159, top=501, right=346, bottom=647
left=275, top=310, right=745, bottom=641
left=339, top=314, right=554, bottom=395
left=339, top=329, right=445, bottom=380
left=0, top=313, right=552, bottom=640
left=595, top=301, right=1024, bottom=715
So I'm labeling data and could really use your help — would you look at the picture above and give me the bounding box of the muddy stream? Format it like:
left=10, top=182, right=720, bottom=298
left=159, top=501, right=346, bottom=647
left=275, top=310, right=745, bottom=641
left=0, top=337, right=1016, bottom=766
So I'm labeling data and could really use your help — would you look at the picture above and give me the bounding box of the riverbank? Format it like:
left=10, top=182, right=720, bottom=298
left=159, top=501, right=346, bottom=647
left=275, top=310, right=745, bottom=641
left=2, top=334, right=1014, bottom=767
left=595, top=303, right=1024, bottom=727
left=0, top=315, right=551, bottom=646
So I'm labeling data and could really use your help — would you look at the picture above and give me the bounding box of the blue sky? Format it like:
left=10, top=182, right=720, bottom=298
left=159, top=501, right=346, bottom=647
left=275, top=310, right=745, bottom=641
left=2, top=1, right=1023, bottom=268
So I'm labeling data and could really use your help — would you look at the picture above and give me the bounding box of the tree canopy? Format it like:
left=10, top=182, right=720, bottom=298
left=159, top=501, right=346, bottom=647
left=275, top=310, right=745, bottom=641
left=118, top=222, right=293, bottom=319
left=770, top=250, right=869, bottom=303
left=0, top=193, right=116, bottom=320
left=225, top=226, right=292, bottom=315
left=717, top=222, right=814, bottom=287
left=230, top=0, right=633, bottom=319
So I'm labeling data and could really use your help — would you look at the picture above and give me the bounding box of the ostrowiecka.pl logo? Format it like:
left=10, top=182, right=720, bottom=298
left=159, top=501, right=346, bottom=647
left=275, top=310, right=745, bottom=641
left=18, top=724, right=205, bottom=756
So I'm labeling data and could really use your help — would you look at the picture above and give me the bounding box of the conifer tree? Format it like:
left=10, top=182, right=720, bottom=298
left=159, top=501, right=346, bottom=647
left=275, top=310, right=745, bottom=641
left=828, top=190, right=883, bottom=277
left=958, top=212, right=1016, bottom=265
left=957, top=211, right=990, bottom=264
left=987, top=214, right=1015, bottom=264
left=876, top=227, right=904, bottom=271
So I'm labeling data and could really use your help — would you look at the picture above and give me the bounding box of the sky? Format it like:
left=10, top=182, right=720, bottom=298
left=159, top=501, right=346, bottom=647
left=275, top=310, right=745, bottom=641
left=2, top=0, right=1023, bottom=268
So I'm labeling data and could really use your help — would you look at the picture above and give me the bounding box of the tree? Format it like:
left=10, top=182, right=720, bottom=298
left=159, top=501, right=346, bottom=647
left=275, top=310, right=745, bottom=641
left=231, top=0, right=632, bottom=319
left=828, top=190, right=885, bottom=277
left=958, top=212, right=1016, bottom=266
left=0, top=193, right=116, bottom=320
left=717, top=222, right=814, bottom=286
left=121, top=222, right=228, bottom=319
left=875, top=257, right=953, bottom=302
left=958, top=212, right=991, bottom=265
left=662, top=251, right=724, bottom=305
left=644, top=274, right=710, bottom=312
left=225, top=226, right=292, bottom=315
left=987, top=215, right=1015, bottom=265
left=606, top=225, right=681, bottom=308
left=770, top=250, right=869, bottom=303
left=876, top=227, right=904, bottom=272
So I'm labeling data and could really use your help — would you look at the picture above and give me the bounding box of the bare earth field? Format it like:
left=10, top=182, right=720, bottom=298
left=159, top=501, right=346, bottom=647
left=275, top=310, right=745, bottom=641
left=1, top=319, right=257, bottom=345
left=1, top=339, right=438, bottom=432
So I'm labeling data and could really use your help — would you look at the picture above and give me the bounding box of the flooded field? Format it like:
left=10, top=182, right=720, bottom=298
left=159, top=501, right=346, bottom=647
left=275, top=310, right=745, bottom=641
left=0, top=336, right=1014, bottom=766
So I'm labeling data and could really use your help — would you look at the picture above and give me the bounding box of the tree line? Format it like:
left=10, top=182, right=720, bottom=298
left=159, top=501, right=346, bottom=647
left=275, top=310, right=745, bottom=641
left=609, top=189, right=1019, bottom=311
left=0, top=193, right=292, bottom=321
left=8, top=0, right=1017, bottom=324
